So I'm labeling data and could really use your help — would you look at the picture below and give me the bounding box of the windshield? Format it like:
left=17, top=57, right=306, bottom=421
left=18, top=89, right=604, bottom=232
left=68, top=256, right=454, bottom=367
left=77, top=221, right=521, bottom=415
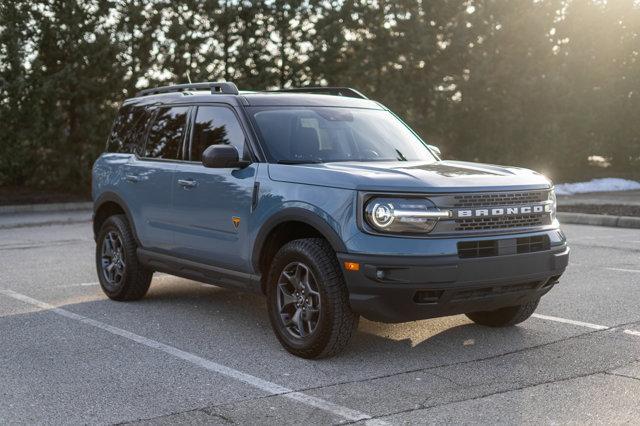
left=248, top=107, right=437, bottom=164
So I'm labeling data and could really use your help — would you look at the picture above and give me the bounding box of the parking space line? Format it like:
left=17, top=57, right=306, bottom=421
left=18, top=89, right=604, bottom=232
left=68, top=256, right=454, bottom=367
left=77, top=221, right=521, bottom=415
left=53, top=274, right=175, bottom=289
left=0, top=288, right=385, bottom=425
left=533, top=313, right=640, bottom=342
left=531, top=313, right=609, bottom=330
left=605, top=267, right=640, bottom=274
left=54, top=282, right=99, bottom=288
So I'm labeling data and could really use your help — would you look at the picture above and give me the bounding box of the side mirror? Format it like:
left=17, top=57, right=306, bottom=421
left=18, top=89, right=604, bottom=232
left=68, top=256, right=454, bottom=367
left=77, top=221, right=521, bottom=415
left=202, top=145, right=250, bottom=168
left=427, top=144, right=442, bottom=157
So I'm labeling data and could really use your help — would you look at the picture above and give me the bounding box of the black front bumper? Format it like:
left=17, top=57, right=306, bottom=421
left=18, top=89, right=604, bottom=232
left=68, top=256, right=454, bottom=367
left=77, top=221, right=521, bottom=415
left=337, top=245, right=569, bottom=323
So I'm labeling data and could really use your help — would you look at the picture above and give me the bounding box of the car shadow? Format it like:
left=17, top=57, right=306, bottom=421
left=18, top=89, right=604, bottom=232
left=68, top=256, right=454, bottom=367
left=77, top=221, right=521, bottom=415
left=125, top=276, right=534, bottom=365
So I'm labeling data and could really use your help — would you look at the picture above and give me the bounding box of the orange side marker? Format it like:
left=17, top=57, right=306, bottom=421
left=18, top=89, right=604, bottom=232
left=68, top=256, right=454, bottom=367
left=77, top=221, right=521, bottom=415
left=344, top=261, right=360, bottom=271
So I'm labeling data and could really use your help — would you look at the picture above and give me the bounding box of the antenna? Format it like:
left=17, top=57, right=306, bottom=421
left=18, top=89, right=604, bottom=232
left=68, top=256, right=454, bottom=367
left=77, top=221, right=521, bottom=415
left=186, top=71, right=192, bottom=84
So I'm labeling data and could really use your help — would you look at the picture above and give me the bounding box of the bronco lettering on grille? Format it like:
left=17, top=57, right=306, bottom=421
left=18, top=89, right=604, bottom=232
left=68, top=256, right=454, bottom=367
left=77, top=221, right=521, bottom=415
left=454, top=204, right=550, bottom=219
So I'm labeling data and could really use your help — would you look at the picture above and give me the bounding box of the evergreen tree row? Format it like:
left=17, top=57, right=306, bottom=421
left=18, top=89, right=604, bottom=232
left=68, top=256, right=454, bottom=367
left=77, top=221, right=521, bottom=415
left=1, top=0, right=638, bottom=191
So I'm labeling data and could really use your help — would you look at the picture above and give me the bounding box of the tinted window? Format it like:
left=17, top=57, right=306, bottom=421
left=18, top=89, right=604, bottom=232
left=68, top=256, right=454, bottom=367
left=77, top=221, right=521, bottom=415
left=190, top=106, right=245, bottom=162
left=128, top=108, right=154, bottom=156
left=107, top=105, right=151, bottom=154
left=144, top=106, right=189, bottom=159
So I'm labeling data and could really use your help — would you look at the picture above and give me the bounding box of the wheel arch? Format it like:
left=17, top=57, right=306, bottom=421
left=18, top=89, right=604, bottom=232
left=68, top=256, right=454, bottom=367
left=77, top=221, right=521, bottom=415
left=252, top=208, right=347, bottom=292
left=93, top=192, right=140, bottom=244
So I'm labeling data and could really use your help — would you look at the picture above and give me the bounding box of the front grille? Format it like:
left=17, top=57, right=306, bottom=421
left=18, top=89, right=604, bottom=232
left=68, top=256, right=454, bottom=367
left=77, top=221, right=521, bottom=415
left=427, top=190, right=553, bottom=235
left=452, top=191, right=547, bottom=208
left=434, top=212, right=551, bottom=234
left=454, top=214, right=545, bottom=232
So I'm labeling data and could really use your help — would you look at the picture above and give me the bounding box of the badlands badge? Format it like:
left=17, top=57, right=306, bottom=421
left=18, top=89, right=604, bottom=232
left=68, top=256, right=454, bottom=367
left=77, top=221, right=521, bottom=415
left=232, top=216, right=241, bottom=229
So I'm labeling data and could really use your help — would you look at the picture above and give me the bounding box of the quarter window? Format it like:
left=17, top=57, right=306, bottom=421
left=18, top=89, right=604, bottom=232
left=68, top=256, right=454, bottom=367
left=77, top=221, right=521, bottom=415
left=144, top=106, right=189, bottom=159
left=190, top=106, right=246, bottom=162
left=107, top=105, right=151, bottom=154
left=127, top=108, right=154, bottom=156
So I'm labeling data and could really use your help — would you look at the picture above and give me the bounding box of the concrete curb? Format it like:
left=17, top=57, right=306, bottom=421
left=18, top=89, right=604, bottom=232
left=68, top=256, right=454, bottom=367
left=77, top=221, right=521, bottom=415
left=0, top=217, right=92, bottom=230
left=0, top=201, right=92, bottom=214
left=558, top=212, right=640, bottom=229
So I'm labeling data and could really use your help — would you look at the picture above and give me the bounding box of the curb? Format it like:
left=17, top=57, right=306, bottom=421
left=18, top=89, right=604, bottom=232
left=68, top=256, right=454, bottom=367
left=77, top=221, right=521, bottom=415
left=558, top=212, right=640, bottom=229
left=0, top=216, right=92, bottom=230
left=0, top=201, right=92, bottom=215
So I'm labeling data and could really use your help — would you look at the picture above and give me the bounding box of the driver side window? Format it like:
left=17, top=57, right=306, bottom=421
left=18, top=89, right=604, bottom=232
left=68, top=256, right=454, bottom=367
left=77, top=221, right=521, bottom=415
left=190, top=106, right=246, bottom=162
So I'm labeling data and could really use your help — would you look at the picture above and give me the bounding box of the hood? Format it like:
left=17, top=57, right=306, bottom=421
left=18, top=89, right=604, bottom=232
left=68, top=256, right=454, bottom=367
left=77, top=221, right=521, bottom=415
left=268, top=160, right=552, bottom=193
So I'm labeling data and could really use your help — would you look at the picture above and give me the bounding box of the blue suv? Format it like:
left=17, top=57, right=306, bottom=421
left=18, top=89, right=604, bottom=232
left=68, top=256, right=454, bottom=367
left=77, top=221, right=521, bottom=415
left=92, top=82, right=569, bottom=358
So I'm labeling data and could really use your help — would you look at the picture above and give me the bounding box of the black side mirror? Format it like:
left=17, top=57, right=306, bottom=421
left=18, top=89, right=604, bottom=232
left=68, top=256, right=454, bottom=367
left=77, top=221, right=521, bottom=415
left=202, top=145, right=250, bottom=168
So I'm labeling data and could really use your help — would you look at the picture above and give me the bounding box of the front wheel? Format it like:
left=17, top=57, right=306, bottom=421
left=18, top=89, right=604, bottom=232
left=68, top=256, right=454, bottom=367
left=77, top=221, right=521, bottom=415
left=465, top=298, right=540, bottom=327
left=266, top=238, right=359, bottom=359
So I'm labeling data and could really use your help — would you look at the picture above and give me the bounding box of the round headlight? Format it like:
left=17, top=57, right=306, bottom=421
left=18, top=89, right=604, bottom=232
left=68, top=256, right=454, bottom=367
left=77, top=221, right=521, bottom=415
left=370, top=202, right=395, bottom=228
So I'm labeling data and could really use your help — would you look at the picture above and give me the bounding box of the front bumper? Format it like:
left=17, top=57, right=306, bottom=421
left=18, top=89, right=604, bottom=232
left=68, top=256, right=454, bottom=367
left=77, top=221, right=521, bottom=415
left=337, top=244, right=569, bottom=323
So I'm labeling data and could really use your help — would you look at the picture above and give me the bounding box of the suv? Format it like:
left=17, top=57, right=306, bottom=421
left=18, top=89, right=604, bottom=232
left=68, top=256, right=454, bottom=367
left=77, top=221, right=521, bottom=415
left=92, top=82, right=569, bottom=358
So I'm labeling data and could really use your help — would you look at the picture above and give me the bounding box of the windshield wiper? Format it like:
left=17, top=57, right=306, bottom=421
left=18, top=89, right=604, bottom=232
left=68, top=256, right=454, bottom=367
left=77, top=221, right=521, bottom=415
left=276, top=160, right=322, bottom=164
left=394, top=149, right=407, bottom=161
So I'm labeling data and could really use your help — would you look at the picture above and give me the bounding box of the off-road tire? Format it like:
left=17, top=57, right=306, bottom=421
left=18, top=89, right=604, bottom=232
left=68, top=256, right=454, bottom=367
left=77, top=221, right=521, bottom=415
left=465, top=298, right=540, bottom=327
left=266, top=238, right=359, bottom=359
left=96, top=214, right=152, bottom=301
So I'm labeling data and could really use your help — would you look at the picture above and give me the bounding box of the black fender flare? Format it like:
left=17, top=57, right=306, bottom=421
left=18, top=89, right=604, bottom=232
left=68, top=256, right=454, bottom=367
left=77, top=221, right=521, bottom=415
left=251, top=207, right=347, bottom=272
left=93, top=192, right=140, bottom=244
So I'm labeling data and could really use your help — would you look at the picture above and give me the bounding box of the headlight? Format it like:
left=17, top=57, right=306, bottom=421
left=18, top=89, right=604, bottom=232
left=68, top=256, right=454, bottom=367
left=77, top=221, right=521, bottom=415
left=364, top=197, right=450, bottom=234
left=548, top=189, right=557, bottom=221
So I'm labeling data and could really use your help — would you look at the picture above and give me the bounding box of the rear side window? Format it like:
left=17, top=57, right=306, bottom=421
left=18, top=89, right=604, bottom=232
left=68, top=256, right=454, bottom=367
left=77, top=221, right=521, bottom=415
left=143, top=106, right=190, bottom=159
left=127, top=109, right=154, bottom=156
left=107, top=105, right=151, bottom=154
left=190, top=106, right=246, bottom=161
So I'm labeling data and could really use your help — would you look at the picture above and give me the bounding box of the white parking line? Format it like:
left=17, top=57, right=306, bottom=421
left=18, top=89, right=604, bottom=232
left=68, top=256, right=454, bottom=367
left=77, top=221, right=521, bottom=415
left=533, top=313, right=640, bottom=342
left=54, top=274, right=175, bottom=289
left=54, top=282, right=99, bottom=288
left=605, top=267, right=640, bottom=274
left=0, top=288, right=385, bottom=425
left=531, top=313, right=610, bottom=330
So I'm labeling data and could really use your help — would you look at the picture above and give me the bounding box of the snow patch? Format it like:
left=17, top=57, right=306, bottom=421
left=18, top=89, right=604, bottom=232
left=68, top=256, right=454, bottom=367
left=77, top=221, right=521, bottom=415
left=555, top=178, right=640, bottom=195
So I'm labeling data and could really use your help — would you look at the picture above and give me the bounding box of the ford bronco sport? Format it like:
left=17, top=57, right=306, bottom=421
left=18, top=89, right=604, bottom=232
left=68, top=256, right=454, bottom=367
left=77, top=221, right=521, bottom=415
left=92, top=82, right=569, bottom=358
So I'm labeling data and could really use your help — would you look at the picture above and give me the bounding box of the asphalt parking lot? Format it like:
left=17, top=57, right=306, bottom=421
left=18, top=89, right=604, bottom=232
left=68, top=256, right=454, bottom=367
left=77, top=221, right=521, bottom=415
left=1, top=220, right=639, bottom=424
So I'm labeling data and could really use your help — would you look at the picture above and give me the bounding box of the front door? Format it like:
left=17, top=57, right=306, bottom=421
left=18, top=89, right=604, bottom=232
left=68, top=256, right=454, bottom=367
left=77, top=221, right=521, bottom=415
left=171, top=105, right=257, bottom=273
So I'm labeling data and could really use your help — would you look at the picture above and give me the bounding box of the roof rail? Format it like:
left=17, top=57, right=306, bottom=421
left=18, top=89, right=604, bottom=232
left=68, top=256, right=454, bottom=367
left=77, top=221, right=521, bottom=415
left=136, top=82, right=239, bottom=97
left=269, top=87, right=368, bottom=99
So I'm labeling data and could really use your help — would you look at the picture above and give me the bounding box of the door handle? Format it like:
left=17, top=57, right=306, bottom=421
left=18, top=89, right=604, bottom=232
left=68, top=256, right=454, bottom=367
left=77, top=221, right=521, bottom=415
left=125, top=174, right=140, bottom=183
left=178, top=178, right=197, bottom=188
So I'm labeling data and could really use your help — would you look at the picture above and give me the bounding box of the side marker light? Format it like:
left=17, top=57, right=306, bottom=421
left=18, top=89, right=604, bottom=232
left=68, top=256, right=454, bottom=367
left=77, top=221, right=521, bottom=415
left=344, top=262, right=360, bottom=271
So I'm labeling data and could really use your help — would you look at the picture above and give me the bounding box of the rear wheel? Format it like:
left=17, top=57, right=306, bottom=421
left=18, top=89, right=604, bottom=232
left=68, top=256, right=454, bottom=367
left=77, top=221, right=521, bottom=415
left=266, top=238, right=359, bottom=359
left=465, top=298, right=540, bottom=327
left=96, top=215, right=152, bottom=301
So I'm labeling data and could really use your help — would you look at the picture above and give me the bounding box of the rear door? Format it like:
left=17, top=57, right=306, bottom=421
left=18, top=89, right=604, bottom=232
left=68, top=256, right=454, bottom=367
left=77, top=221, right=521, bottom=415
left=171, top=104, right=257, bottom=273
left=123, top=105, right=191, bottom=251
